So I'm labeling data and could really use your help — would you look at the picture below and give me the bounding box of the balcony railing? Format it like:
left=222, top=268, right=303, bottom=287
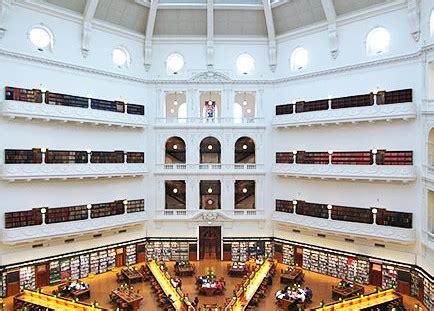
left=273, top=211, right=415, bottom=244
left=154, top=117, right=265, bottom=128
left=155, top=209, right=265, bottom=221
left=155, top=163, right=264, bottom=174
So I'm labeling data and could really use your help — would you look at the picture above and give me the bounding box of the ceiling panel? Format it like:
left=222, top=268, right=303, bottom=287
left=94, top=0, right=149, bottom=33
left=45, top=0, right=86, bottom=14
left=333, top=0, right=386, bottom=15
left=272, top=0, right=326, bottom=35
left=154, top=9, right=207, bottom=36
left=215, top=9, right=267, bottom=36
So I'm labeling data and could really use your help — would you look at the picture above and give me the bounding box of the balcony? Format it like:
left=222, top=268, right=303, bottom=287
left=1, top=211, right=147, bottom=244
left=155, top=163, right=265, bottom=175
left=272, top=211, right=415, bottom=244
left=154, top=209, right=265, bottom=221
left=1, top=163, right=148, bottom=181
left=154, top=117, right=265, bottom=129
left=1, top=100, right=148, bottom=128
left=272, top=163, right=417, bottom=182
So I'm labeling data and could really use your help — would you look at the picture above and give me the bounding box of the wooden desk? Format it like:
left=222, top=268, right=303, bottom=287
left=203, top=303, right=218, bottom=310
left=176, top=266, right=195, bottom=276
left=229, top=264, right=247, bottom=277
left=147, top=260, right=195, bottom=311
left=58, top=282, right=91, bottom=300
left=332, top=283, right=364, bottom=300
left=111, top=289, right=143, bottom=310
left=14, top=290, right=105, bottom=311
left=278, top=298, right=297, bottom=311
left=122, top=268, right=143, bottom=284
left=280, top=267, right=303, bottom=285
left=225, top=259, right=274, bottom=311
left=312, top=289, right=403, bottom=311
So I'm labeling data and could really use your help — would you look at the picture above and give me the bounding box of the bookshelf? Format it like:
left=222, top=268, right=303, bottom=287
left=423, top=278, right=433, bottom=309
left=145, top=241, right=189, bottom=261
left=376, top=150, right=413, bottom=165
left=5, top=86, right=42, bottom=103
left=99, top=250, right=108, bottom=273
left=5, top=209, right=43, bottom=228
left=126, top=152, right=145, bottom=163
left=46, top=91, right=89, bottom=108
left=49, top=261, right=61, bottom=285
left=282, top=244, right=294, bottom=265
left=125, top=245, right=136, bottom=266
left=331, top=151, right=372, bottom=165
left=19, top=266, right=35, bottom=290
left=70, top=256, right=80, bottom=280
left=46, top=205, right=88, bottom=224
left=126, top=199, right=145, bottom=213
left=297, top=201, right=328, bottom=219
left=91, top=200, right=124, bottom=218
left=90, top=252, right=99, bottom=274
left=107, top=249, right=116, bottom=271
left=376, top=210, right=412, bottom=228
left=296, top=151, right=329, bottom=164
left=5, top=149, right=42, bottom=164
left=127, top=104, right=145, bottom=115
left=60, top=258, right=71, bottom=282
left=45, top=150, right=87, bottom=164
left=275, top=152, right=293, bottom=164
left=331, top=205, right=372, bottom=224
left=79, top=255, right=90, bottom=278
left=382, top=265, right=398, bottom=289
left=275, top=199, right=294, bottom=213
left=274, top=88, right=412, bottom=116
left=90, top=151, right=124, bottom=163
left=91, top=99, right=124, bottom=112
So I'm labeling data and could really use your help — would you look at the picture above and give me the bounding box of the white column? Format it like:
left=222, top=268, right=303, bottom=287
left=187, top=178, right=199, bottom=210
left=220, top=88, right=233, bottom=120
left=158, top=179, right=165, bottom=210
left=256, top=88, right=264, bottom=118
left=222, top=178, right=234, bottom=210
left=188, top=88, right=199, bottom=119
left=187, top=134, right=199, bottom=165
left=156, top=88, right=164, bottom=118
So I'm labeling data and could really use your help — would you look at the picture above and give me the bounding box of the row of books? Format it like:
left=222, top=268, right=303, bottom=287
left=145, top=241, right=189, bottom=261
left=5, top=86, right=145, bottom=115
left=275, top=88, right=413, bottom=115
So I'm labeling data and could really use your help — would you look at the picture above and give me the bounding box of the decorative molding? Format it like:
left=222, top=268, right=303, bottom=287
left=273, top=102, right=417, bottom=128
left=0, top=0, right=11, bottom=39
left=154, top=117, right=265, bottom=129
left=272, top=212, right=416, bottom=244
left=407, top=0, right=420, bottom=42
left=1, top=163, right=148, bottom=181
left=154, top=163, right=266, bottom=175
left=272, top=163, right=417, bottom=183
left=1, top=211, right=147, bottom=244
left=189, top=71, right=232, bottom=82
left=1, top=100, right=147, bottom=128
left=154, top=209, right=265, bottom=222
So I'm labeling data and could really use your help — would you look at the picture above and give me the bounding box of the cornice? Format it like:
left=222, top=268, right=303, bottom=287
left=0, top=44, right=433, bottom=86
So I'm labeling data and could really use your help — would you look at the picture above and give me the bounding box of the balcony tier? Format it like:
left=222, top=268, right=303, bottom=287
left=2, top=100, right=147, bottom=128
left=155, top=163, right=265, bottom=175
left=154, top=209, right=265, bottom=221
left=273, top=211, right=415, bottom=244
left=273, top=102, right=416, bottom=128
left=272, top=163, right=417, bottom=182
left=154, top=117, right=265, bottom=129
left=1, top=163, right=148, bottom=181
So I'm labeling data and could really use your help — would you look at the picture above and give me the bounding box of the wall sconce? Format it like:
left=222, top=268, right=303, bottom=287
left=173, top=188, right=178, bottom=194
left=242, top=188, right=248, bottom=194
left=207, top=187, right=213, bottom=194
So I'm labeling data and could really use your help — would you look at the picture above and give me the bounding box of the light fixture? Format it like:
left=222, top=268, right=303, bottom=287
left=123, top=200, right=128, bottom=205
left=242, top=144, right=248, bottom=150
left=86, top=204, right=92, bottom=210
left=242, top=99, right=247, bottom=106
left=207, top=144, right=213, bottom=150
left=207, top=221, right=212, bottom=225
left=86, top=149, right=91, bottom=154
left=208, top=100, right=213, bottom=106
left=173, top=92, right=178, bottom=106
left=207, top=187, right=213, bottom=194
left=242, top=188, right=248, bottom=193
left=40, top=87, right=47, bottom=93
left=328, top=150, right=333, bottom=155
left=173, top=144, right=178, bottom=150
left=327, top=204, right=332, bottom=210
left=236, top=53, right=255, bottom=75
left=170, top=108, right=175, bottom=114
left=372, top=208, right=378, bottom=214
left=292, top=200, right=298, bottom=205
left=372, top=149, right=378, bottom=154
left=366, top=27, right=390, bottom=55
left=207, top=199, right=213, bottom=205
left=173, top=188, right=178, bottom=194
left=41, top=148, right=47, bottom=153
left=292, top=150, right=297, bottom=155
left=246, top=108, right=251, bottom=113
left=29, top=26, right=52, bottom=50
left=112, top=47, right=129, bottom=67
left=40, top=207, right=47, bottom=214
left=290, top=47, right=308, bottom=71
left=167, top=53, right=185, bottom=74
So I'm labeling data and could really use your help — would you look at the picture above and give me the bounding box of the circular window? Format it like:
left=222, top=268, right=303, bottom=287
left=167, top=53, right=185, bottom=74
left=290, top=47, right=308, bottom=71
left=366, top=27, right=390, bottom=55
left=112, top=47, right=130, bottom=68
left=236, top=53, right=255, bottom=75
left=29, top=26, right=53, bottom=51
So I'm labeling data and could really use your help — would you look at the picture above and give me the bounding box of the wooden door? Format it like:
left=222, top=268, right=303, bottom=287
left=189, top=243, right=198, bottom=261
left=35, top=263, right=49, bottom=288
left=294, top=247, right=303, bottom=267
left=6, top=270, right=20, bottom=296
left=136, top=244, right=146, bottom=263
left=370, top=263, right=382, bottom=287
left=223, top=243, right=232, bottom=261
left=397, top=281, right=410, bottom=295
left=274, top=243, right=283, bottom=263
left=116, top=248, right=125, bottom=267
left=199, top=226, right=221, bottom=260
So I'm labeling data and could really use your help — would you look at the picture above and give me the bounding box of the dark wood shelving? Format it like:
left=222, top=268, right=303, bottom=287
left=296, top=99, right=329, bottom=113
left=275, top=199, right=294, bottom=213
left=276, top=104, right=293, bottom=115
left=91, top=200, right=124, bottom=219
left=90, top=151, right=124, bottom=163
left=376, top=150, right=413, bottom=165
left=331, top=151, right=373, bottom=165
left=45, top=150, right=87, bottom=164
left=5, top=86, right=42, bottom=103
left=45, top=92, right=88, bottom=108
left=331, top=94, right=373, bottom=109
left=276, top=152, right=293, bottom=164
left=5, top=149, right=42, bottom=164
left=46, top=205, right=88, bottom=224
left=126, top=152, right=145, bottom=163
left=4, top=209, right=43, bottom=228
left=296, top=151, right=329, bottom=164
left=126, top=199, right=145, bottom=213
left=297, top=201, right=328, bottom=219
left=332, top=205, right=372, bottom=224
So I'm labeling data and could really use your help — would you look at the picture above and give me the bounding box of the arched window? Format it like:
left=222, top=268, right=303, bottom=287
left=366, top=27, right=390, bottom=56
left=233, top=102, right=243, bottom=124
left=236, top=53, right=255, bottom=75
left=28, top=25, right=53, bottom=51
left=200, top=137, right=221, bottom=164
left=167, top=53, right=185, bottom=74
left=235, top=137, right=255, bottom=164
left=112, top=47, right=130, bottom=68
left=290, top=47, right=308, bottom=71
left=165, top=137, right=186, bottom=164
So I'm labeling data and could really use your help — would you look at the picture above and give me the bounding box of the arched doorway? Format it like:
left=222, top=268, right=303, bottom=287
left=235, top=136, right=255, bottom=163
left=199, top=226, right=221, bottom=260
left=200, top=136, right=221, bottom=163
left=165, top=136, right=186, bottom=164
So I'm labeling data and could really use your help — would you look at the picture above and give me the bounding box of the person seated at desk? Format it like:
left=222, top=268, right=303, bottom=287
left=275, top=288, right=290, bottom=300
left=294, top=288, right=306, bottom=303
left=192, top=296, right=199, bottom=307
left=304, top=287, right=313, bottom=302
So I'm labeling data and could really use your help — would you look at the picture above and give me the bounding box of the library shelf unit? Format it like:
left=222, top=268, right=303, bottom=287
left=2, top=199, right=146, bottom=244
left=2, top=149, right=147, bottom=181
left=272, top=211, right=415, bottom=244
left=2, top=86, right=147, bottom=128
left=273, top=149, right=416, bottom=182
left=222, top=238, right=273, bottom=262
left=273, top=89, right=416, bottom=128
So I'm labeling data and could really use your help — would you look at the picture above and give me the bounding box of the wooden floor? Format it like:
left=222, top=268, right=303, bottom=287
left=3, top=260, right=427, bottom=310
